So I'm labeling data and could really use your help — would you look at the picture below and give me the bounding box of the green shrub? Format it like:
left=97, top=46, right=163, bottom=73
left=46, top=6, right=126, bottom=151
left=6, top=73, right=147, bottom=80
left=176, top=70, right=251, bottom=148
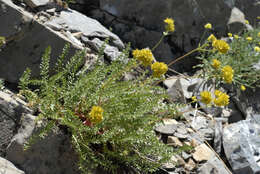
left=19, top=43, right=176, bottom=173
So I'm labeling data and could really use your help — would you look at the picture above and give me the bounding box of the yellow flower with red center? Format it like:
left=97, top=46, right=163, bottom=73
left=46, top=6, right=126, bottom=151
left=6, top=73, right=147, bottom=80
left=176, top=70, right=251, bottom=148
left=204, top=23, right=212, bottom=29
left=164, top=18, right=175, bottom=32
left=151, top=62, right=168, bottom=77
left=214, top=90, right=229, bottom=106
left=212, top=40, right=230, bottom=54
left=89, top=106, right=104, bottom=124
left=211, top=59, right=221, bottom=69
left=221, top=65, right=234, bottom=84
left=132, top=49, right=154, bottom=66
left=200, top=91, right=212, bottom=105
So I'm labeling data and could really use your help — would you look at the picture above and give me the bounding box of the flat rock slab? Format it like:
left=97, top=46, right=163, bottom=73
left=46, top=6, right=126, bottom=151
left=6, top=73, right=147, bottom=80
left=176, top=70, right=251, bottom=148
left=24, top=0, right=50, bottom=8
left=0, top=157, right=24, bottom=174
left=223, top=119, right=260, bottom=174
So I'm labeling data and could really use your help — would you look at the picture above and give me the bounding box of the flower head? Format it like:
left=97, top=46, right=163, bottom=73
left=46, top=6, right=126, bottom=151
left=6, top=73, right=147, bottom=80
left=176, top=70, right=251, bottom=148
left=234, top=35, right=239, bottom=39
left=204, top=23, right=212, bottom=29
left=240, top=85, right=246, bottom=91
left=228, top=33, right=232, bottom=37
left=214, top=90, right=229, bottom=106
left=89, top=106, right=104, bottom=124
left=246, top=37, right=252, bottom=41
left=221, top=65, right=234, bottom=84
left=211, top=59, right=221, bottom=69
left=254, top=46, right=260, bottom=52
left=200, top=91, right=212, bottom=105
left=257, top=16, right=260, bottom=20
left=132, top=49, right=154, bottom=66
left=164, top=18, right=175, bottom=32
left=0, top=37, right=5, bottom=47
left=245, top=20, right=249, bottom=24
left=212, top=40, right=230, bottom=54
left=191, top=96, right=197, bottom=103
left=151, top=62, right=168, bottom=77
left=257, top=32, right=260, bottom=38
left=208, top=34, right=217, bottom=42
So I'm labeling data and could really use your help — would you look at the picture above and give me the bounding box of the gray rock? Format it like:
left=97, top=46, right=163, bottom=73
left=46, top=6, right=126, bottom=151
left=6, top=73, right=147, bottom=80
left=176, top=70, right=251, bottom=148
left=154, top=124, right=177, bottom=135
left=6, top=114, right=80, bottom=174
left=0, top=157, right=24, bottom=174
left=0, top=90, right=32, bottom=156
left=24, top=0, right=49, bottom=9
left=198, top=156, right=230, bottom=174
left=223, top=119, right=260, bottom=174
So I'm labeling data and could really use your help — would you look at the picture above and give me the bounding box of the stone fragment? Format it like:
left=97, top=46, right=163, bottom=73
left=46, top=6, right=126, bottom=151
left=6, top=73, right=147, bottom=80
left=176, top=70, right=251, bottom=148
left=0, top=157, right=25, bottom=174
left=223, top=119, right=260, bottom=174
left=192, top=144, right=214, bottom=162
left=154, top=124, right=177, bottom=135
left=162, top=118, right=178, bottom=125
left=167, top=136, right=183, bottom=147
left=198, top=156, right=231, bottom=174
left=185, top=158, right=196, bottom=171
left=24, top=0, right=49, bottom=8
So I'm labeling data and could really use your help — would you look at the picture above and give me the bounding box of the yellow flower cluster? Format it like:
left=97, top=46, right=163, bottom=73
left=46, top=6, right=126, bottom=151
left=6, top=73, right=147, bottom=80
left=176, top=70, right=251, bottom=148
left=211, top=59, right=221, bottom=69
left=132, top=49, right=154, bottom=66
left=208, top=34, right=217, bottom=42
left=254, top=46, right=260, bottom=52
left=151, top=62, right=168, bottom=77
left=89, top=106, right=104, bottom=124
left=258, top=32, right=260, bottom=37
left=212, top=40, right=230, bottom=54
left=234, top=35, right=239, bottom=39
left=204, top=23, right=212, bottom=29
left=164, top=18, right=175, bottom=32
left=198, top=90, right=229, bottom=106
left=0, top=37, right=5, bottom=47
left=246, top=37, right=252, bottom=41
left=214, top=90, right=229, bottom=106
left=228, top=33, right=232, bottom=37
left=240, top=85, right=246, bottom=91
left=221, top=65, right=233, bottom=84
left=245, top=20, right=249, bottom=24
left=200, top=91, right=212, bottom=105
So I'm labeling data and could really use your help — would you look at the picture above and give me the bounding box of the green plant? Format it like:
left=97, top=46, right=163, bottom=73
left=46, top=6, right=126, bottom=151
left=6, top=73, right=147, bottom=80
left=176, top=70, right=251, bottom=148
left=19, top=43, right=177, bottom=173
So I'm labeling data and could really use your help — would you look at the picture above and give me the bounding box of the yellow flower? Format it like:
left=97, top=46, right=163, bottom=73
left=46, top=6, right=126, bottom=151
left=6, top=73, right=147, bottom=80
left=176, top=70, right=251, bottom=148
left=191, top=96, right=197, bottom=103
left=228, top=33, right=232, bottom=37
left=151, top=62, right=168, bottom=77
left=234, top=35, right=239, bottom=39
left=221, top=65, right=234, bottom=84
left=207, top=34, right=217, bottom=42
left=214, top=91, right=229, bottom=106
left=254, top=46, right=260, bottom=52
left=240, top=85, right=246, bottom=91
left=245, top=20, right=249, bottom=24
left=200, top=91, right=212, bottom=105
left=246, top=37, right=252, bottom=41
left=164, top=18, right=175, bottom=32
left=211, top=59, right=221, bottom=69
left=132, top=49, right=154, bottom=66
left=257, top=16, right=260, bottom=20
left=257, top=32, right=260, bottom=37
left=212, top=40, right=230, bottom=54
left=89, top=106, right=104, bottom=124
left=204, top=23, right=212, bottom=29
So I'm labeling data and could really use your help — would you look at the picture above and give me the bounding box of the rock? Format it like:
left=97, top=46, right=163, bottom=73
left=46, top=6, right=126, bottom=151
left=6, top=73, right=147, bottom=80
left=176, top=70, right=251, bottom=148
left=192, top=143, right=215, bottom=162
left=6, top=114, right=80, bottom=174
left=0, top=157, right=25, bottom=174
left=185, top=158, right=196, bottom=171
left=223, top=119, right=260, bottom=174
left=0, top=0, right=124, bottom=83
left=154, top=124, right=177, bottom=135
left=24, top=0, right=49, bottom=9
left=0, top=90, right=32, bottom=156
left=198, top=156, right=231, bottom=174
left=227, top=7, right=253, bottom=33
left=167, top=136, right=183, bottom=147
left=162, top=118, right=178, bottom=125
left=181, top=151, right=191, bottom=160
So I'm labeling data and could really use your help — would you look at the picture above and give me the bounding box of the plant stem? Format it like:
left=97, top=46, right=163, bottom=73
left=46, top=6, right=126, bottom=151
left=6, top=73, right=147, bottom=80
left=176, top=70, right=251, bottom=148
left=152, top=34, right=166, bottom=51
